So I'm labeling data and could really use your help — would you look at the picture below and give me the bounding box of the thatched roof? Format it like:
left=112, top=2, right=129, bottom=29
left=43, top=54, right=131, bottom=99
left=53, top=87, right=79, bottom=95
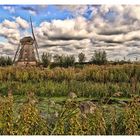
left=20, top=36, right=34, bottom=45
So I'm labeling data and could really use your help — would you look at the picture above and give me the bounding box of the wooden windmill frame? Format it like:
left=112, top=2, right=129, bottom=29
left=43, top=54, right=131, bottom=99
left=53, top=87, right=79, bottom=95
left=13, top=17, right=40, bottom=66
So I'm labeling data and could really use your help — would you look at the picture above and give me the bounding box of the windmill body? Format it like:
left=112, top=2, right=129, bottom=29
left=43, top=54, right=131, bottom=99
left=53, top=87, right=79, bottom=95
left=13, top=18, right=40, bottom=67
left=15, top=36, right=37, bottom=66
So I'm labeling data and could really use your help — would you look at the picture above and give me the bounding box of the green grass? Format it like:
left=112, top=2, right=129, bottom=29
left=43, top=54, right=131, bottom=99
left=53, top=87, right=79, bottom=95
left=12, top=94, right=133, bottom=119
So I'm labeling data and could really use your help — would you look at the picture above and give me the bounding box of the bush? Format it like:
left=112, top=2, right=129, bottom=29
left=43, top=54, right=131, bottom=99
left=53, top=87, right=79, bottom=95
left=91, top=50, right=107, bottom=65
left=0, top=56, right=12, bottom=66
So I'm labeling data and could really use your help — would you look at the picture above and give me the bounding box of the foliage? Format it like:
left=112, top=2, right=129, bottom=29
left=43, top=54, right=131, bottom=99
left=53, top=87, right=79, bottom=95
left=0, top=64, right=139, bottom=83
left=123, top=97, right=140, bottom=135
left=0, top=91, right=14, bottom=135
left=0, top=56, right=12, bottom=66
left=53, top=54, right=75, bottom=68
left=78, top=52, right=86, bottom=64
left=41, top=53, right=52, bottom=67
left=0, top=92, right=139, bottom=135
left=91, top=50, right=107, bottom=65
left=0, top=64, right=140, bottom=135
left=0, top=64, right=140, bottom=98
left=16, top=92, right=48, bottom=135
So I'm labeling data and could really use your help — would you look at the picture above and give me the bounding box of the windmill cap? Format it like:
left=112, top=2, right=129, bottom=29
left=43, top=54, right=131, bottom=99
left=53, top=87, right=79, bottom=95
left=20, top=36, right=34, bottom=45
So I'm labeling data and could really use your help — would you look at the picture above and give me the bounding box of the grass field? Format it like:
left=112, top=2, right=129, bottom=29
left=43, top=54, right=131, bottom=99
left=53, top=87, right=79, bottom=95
left=0, top=64, right=140, bottom=135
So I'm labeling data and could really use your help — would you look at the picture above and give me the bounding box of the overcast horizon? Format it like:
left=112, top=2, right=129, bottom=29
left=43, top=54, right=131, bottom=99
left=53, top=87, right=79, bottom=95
left=1, top=5, right=140, bottom=61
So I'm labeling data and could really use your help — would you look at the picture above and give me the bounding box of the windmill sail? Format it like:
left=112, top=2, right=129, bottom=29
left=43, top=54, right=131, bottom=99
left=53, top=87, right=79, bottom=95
left=13, top=43, right=20, bottom=63
left=30, top=17, right=40, bottom=62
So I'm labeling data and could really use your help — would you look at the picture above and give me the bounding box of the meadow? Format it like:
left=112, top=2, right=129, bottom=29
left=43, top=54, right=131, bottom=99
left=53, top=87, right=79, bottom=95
left=0, top=64, right=140, bottom=135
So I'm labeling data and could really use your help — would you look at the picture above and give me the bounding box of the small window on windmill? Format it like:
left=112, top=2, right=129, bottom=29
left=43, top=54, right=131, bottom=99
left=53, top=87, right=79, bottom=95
left=25, top=50, right=27, bottom=54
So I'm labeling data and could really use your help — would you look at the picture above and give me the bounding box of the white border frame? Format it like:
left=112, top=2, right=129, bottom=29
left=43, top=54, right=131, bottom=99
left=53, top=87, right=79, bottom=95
left=0, top=0, right=140, bottom=139
left=0, top=0, right=140, bottom=5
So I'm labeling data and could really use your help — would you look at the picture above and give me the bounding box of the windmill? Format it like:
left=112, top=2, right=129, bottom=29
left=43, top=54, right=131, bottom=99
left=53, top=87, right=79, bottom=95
left=13, top=17, right=40, bottom=66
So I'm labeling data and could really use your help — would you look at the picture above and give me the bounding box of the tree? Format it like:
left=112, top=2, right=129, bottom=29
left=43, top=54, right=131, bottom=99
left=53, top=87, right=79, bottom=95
left=0, top=56, right=12, bottom=66
left=78, top=52, right=86, bottom=63
left=7, top=57, right=13, bottom=65
left=53, top=54, right=75, bottom=68
left=91, top=50, right=107, bottom=65
left=53, top=54, right=64, bottom=67
left=41, top=53, right=52, bottom=67
left=64, top=55, right=75, bottom=67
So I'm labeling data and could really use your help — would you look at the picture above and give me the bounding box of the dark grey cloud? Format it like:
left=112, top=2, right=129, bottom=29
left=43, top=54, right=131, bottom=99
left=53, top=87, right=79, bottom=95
left=21, top=6, right=36, bottom=12
left=102, top=39, right=123, bottom=44
left=98, top=30, right=125, bottom=35
left=47, top=35, right=88, bottom=41
left=21, top=6, right=38, bottom=15
left=40, top=42, right=71, bottom=48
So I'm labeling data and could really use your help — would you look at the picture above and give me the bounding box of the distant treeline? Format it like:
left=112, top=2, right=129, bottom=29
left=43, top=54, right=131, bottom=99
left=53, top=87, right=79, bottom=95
left=0, top=56, right=13, bottom=66
left=0, top=50, right=134, bottom=67
left=41, top=50, right=132, bottom=68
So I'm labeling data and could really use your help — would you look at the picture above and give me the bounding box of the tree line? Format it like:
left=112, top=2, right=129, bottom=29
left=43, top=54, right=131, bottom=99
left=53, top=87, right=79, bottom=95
left=0, top=50, right=133, bottom=67
left=41, top=50, right=108, bottom=68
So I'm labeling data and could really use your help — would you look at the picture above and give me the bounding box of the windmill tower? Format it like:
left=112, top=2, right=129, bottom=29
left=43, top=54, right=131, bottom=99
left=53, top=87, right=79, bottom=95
left=13, top=17, right=40, bottom=66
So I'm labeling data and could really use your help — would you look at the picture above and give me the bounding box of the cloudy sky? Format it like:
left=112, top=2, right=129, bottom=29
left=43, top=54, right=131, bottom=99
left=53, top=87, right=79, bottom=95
left=1, top=5, right=140, bottom=61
